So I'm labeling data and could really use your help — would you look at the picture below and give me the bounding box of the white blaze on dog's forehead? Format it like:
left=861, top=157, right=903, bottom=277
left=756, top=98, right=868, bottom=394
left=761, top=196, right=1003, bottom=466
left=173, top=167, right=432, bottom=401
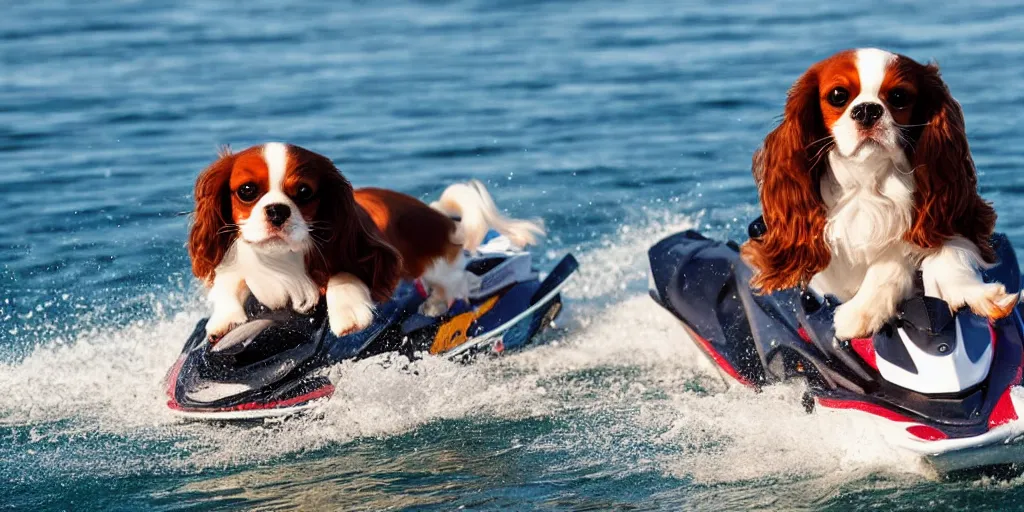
left=241, top=142, right=309, bottom=248
left=262, top=142, right=289, bottom=193
left=853, top=48, right=896, bottom=102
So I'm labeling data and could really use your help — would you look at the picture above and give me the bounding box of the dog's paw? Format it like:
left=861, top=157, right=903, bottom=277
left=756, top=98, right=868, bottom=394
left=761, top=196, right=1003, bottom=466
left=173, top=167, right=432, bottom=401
left=959, top=282, right=1019, bottom=320
left=327, top=297, right=374, bottom=336
left=419, top=295, right=450, bottom=317
left=206, top=307, right=248, bottom=342
left=326, top=273, right=375, bottom=336
left=833, top=301, right=890, bottom=340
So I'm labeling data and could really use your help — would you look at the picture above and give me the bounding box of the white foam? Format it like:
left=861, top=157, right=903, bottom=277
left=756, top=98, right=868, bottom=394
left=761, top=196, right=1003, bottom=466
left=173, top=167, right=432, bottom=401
left=506, top=296, right=925, bottom=485
left=562, top=208, right=698, bottom=301
left=0, top=310, right=192, bottom=428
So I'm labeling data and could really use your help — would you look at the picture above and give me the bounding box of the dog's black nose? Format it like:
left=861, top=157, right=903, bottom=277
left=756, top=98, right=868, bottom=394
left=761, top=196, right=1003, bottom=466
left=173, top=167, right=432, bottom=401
left=850, top=102, right=884, bottom=127
left=265, top=204, right=291, bottom=227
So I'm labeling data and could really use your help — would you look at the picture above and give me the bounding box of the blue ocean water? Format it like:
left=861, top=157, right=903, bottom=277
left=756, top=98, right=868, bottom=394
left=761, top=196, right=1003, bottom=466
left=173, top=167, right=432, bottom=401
left=4, top=0, right=1024, bottom=509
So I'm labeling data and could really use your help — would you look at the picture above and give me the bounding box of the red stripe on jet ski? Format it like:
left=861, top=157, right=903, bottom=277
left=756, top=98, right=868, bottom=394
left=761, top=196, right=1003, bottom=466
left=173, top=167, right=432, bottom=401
left=904, top=425, right=949, bottom=441
left=232, top=384, right=336, bottom=411
left=797, top=327, right=812, bottom=344
left=167, top=384, right=336, bottom=413
left=989, top=387, right=1018, bottom=428
left=682, top=325, right=753, bottom=387
left=816, top=397, right=913, bottom=423
left=849, top=338, right=877, bottom=370
left=817, top=397, right=949, bottom=440
left=794, top=329, right=878, bottom=371
left=164, top=356, right=186, bottom=399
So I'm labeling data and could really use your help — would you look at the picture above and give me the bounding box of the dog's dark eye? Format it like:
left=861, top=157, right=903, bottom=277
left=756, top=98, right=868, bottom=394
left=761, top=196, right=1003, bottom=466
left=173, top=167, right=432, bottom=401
left=236, top=183, right=259, bottom=202
left=827, top=87, right=849, bottom=107
left=294, top=183, right=315, bottom=204
left=887, top=88, right=912, bottom=109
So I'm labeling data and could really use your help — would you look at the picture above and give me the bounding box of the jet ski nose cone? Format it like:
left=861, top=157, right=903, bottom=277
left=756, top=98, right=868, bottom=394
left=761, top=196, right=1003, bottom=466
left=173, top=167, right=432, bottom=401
left=898, top=296, right=954, bottom=334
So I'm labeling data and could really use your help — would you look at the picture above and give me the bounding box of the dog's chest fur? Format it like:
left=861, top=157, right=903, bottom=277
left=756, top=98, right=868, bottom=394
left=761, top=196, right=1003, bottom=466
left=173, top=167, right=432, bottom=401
left=812, top=151, right=919, bottom=299
left=219, top=240, right=320, bottom=311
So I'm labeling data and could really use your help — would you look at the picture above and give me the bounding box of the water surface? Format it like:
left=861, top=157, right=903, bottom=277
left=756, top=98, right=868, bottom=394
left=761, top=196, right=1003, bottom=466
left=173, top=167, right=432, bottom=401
left=4, top=1, right=1024, bottom=509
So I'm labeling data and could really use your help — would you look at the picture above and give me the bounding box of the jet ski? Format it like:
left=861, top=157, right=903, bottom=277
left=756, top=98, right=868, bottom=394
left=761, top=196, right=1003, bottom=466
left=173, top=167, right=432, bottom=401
left=647, top=221, right=1024, bottom=476
left=165, top=232, right=578, bottom=421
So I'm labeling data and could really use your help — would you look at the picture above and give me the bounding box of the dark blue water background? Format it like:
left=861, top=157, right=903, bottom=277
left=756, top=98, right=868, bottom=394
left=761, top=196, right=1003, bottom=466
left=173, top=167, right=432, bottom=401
left=4, top=1, right=1024, bottom=509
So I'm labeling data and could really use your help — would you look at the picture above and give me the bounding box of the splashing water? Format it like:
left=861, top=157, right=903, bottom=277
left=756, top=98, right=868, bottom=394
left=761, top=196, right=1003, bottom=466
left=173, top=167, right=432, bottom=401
left=1, top=210, right=931, bottom=509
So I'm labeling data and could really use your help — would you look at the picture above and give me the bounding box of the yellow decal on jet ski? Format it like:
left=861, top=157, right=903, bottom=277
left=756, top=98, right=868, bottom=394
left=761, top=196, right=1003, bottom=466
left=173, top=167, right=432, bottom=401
left=430, top=296, right=499, bottom=354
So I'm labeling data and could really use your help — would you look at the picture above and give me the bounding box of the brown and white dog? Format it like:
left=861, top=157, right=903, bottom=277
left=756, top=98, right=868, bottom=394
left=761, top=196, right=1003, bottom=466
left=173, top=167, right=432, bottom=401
left=741, top=48, right=1017, bottom=340
left=188, top=143, right=543, bottom=340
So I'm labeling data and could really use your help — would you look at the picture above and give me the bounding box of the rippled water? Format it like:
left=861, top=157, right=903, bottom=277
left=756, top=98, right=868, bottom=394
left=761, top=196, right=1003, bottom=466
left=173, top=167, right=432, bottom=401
left=4, top=1, right=1024, bottom=510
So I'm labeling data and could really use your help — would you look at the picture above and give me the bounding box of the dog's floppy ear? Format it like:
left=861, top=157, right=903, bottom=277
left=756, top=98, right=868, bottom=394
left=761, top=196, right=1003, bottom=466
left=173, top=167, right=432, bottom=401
left=188, top=148, right=236, bottom=285
left=348, top=205, right=404, bottom=302
left=903, top=62, right=996, bottom=262
left=305, top=154, right=402, bottom=302
left=741, top=64, right=832, bottom=293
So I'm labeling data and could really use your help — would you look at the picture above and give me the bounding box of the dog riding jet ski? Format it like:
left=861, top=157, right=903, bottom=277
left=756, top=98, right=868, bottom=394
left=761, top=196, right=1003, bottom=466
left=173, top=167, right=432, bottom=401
left=165, top=232, right=578, bottom=421
left=647, top=219, right=1024, bottom=476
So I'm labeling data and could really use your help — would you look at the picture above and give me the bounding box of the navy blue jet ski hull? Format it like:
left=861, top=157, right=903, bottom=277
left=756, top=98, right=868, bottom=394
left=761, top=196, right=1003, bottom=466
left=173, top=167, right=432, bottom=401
left=647, top=230, right=1024, bottom=450
left=166, top=252, right=578, bottom=420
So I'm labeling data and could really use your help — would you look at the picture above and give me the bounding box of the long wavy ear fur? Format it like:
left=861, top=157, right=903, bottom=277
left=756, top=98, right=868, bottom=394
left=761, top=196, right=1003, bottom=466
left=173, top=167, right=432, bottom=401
left=304, top=154, right=403, bottom=302
left=188, top=147, right=236, bottom=285
left=741, top=66, right=832, bottom=293
left=903, top=62, right=996, bottom=262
